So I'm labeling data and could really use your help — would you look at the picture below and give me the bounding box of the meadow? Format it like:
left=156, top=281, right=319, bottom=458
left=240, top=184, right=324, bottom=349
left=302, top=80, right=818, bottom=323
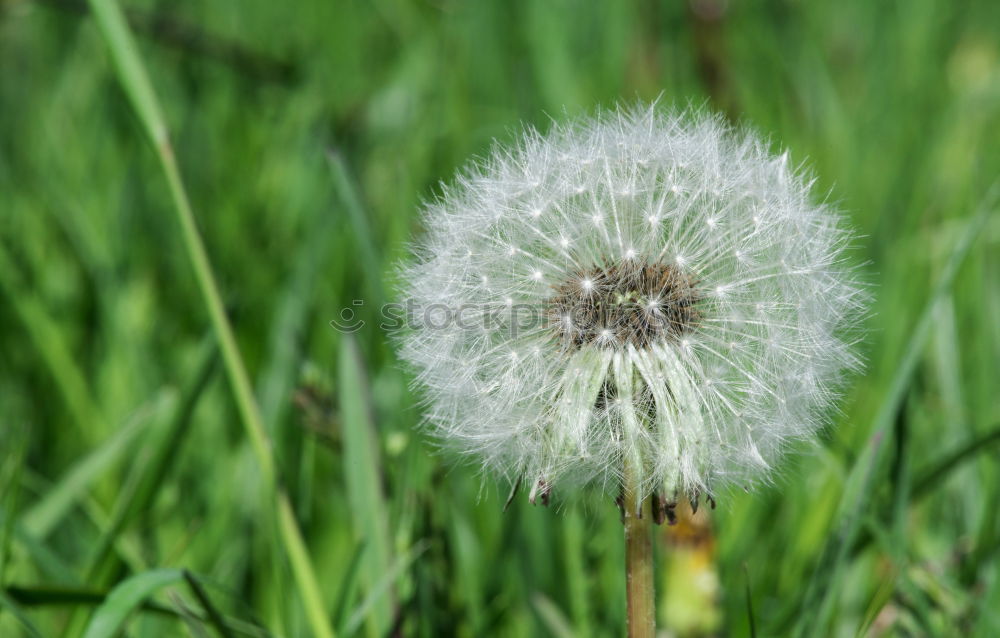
left=1, top=0, right=999, bottom=636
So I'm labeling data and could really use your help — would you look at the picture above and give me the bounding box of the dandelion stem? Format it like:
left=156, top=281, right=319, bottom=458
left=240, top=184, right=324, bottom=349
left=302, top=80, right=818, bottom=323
left=623, top=461, right=655, bottom=638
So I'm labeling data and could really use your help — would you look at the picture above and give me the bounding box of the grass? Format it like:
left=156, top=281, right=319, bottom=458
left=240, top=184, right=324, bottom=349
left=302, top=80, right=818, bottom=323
left=1, top=0, right=999, bottom=636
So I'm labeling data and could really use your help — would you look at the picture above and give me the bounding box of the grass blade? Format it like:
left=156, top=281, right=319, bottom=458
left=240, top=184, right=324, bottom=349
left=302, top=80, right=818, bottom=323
left=342, top=540, right=429, bottom=636
left=327, top=151, right=384, bottom=307
left=338, top=334, right=394, bottom=636
left=0, top=589, right=44, bottom=638
left=258, top=224, right=331, bottom=431
left=183, top=571, right=235, bottom=638
left=0, top=518, right=77, bottom=584
left=81, top=568, right=184, bottom=638
left=83, top=342, right=217, bottom=580
left=0, top=245, right=107, bottom=439
left=913, top=423, right=1000, bottom=497
left=0, top=427, right=27, bottom=581
left=22, top=393, right=172, bottom=540
left=331, top=540, right=366, bottom=632
left=5, top=584, right=271, bottom=637
left=84, top=2, right=335, bottom=636
left=532, top=593, right=576, bottom=638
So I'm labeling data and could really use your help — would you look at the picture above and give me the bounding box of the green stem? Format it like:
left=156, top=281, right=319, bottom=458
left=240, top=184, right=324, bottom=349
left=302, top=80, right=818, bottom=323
left=623, top=463, right=655, bottom=638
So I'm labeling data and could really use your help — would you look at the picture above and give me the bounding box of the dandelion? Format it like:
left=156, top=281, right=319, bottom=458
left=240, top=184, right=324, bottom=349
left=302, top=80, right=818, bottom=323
left=398, top=103, right=865, bottom=636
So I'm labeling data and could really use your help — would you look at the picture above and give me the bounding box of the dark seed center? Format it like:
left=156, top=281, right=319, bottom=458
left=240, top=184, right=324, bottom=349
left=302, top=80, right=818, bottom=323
left=549, top=260, right=702, bottom=349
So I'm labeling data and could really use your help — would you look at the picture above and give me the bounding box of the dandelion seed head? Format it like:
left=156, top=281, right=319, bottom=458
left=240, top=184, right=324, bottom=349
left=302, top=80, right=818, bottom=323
left=398, top=103, right=866, bottom=505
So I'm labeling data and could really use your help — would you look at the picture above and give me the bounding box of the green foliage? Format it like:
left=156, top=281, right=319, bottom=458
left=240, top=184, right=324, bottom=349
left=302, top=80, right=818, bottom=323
left=1, top=0, right=999, bottom=636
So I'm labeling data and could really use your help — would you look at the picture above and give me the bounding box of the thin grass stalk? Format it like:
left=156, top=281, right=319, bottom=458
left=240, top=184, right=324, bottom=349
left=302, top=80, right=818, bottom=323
left=84, top=1, right=334, bottom=636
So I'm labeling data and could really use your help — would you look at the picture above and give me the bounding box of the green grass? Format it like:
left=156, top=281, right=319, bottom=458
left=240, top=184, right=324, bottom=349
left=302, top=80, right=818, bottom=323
left=2, top=0, right=1000, bottom=636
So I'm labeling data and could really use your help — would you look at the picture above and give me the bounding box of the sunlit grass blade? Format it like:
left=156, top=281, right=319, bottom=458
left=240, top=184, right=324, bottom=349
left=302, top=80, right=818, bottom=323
left=254, top=199, right=332, bottom=617
left=84, top=1, right=335, bottom=636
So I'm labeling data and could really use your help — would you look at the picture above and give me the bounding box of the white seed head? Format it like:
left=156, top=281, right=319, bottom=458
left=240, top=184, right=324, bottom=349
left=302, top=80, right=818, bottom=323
left=397, top=104, right=866, bottom=505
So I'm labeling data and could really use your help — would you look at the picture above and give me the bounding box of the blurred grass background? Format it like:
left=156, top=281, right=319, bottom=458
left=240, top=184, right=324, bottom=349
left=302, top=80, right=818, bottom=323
left=1, top=0, right=1000, bottom=636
